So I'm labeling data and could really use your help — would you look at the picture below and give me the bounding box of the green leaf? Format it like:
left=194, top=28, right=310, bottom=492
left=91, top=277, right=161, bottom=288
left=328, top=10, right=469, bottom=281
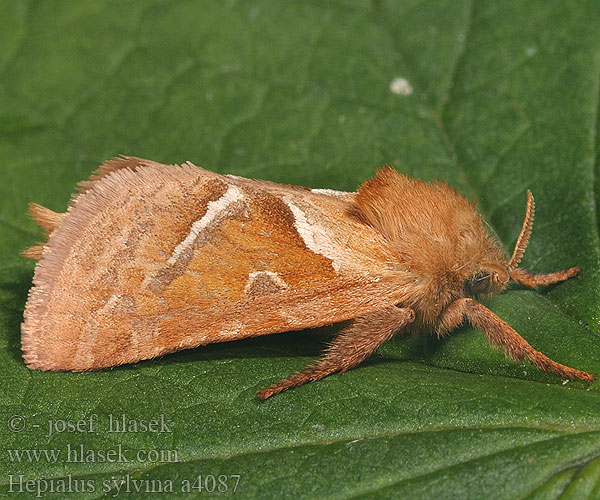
left=1, top=1, right=599, bottom=498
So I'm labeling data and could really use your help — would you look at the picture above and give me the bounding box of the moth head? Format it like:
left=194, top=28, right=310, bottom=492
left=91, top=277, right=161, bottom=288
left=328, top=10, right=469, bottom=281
left=355, top=168, right=532, bottom=302
left=464, top=190, right=534, bottom=299
left=463, top=264, right=509, bottom=299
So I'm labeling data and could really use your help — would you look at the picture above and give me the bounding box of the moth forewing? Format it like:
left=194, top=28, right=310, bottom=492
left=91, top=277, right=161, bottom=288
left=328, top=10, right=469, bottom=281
left=22, top=159, right=409, bottom=372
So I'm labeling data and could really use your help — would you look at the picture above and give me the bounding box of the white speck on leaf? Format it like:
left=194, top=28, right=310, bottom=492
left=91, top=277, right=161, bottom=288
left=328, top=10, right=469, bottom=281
left=249, top=6, right=260, bottom=20
left=389, top=77, right=413, bottom=96
left=526, top=46, right=538, bottom=57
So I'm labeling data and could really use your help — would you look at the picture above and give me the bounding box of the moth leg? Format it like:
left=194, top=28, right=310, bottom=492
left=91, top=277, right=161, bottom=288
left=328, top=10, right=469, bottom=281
left=438, top=298, right=595, bottom=382
left=257, top=306, right=415, bottom=401
left=511, top=267, right=580, bottom=288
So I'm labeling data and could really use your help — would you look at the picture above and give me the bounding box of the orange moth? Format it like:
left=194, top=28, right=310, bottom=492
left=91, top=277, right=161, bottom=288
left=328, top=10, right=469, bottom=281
left=22, top=156, right=595, bottom=400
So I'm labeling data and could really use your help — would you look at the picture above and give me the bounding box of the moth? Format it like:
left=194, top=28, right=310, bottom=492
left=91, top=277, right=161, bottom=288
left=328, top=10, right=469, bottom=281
left=22, top=156, right=595, bottom=400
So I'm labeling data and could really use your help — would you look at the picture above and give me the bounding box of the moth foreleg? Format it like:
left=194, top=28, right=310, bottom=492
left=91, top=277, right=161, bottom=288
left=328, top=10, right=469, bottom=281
left=257, top=306, right=415, bottom=401
left=510, top=267, right=580, bottom=288
left=438, top=297, right=595, bottom=382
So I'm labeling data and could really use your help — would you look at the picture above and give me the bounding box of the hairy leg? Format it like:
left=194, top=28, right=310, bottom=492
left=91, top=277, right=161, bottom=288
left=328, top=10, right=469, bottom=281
left=511, top=267, right=580, bottom=288
left=437, top=297, right=594, bottom=382
left=257, top=306, right=415, bottom=401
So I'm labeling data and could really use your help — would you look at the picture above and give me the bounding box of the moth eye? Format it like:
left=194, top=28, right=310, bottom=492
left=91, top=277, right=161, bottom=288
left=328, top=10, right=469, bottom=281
left=465, top=271, right=492, bottom=296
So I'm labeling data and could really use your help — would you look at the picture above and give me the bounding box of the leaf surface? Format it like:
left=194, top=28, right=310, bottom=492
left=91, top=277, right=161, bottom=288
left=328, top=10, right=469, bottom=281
left=1, top=1, right=599, bottom=498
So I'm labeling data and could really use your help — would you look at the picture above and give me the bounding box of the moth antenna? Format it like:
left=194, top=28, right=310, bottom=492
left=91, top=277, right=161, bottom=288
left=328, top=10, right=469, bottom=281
left=508, top=190, right=534, bottom=271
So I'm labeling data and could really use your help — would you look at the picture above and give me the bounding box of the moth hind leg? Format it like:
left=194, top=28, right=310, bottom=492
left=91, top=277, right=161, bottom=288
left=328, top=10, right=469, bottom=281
left=511, top=267, right=580, bottom=288
left=257, top=306, right=415, bottom=401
